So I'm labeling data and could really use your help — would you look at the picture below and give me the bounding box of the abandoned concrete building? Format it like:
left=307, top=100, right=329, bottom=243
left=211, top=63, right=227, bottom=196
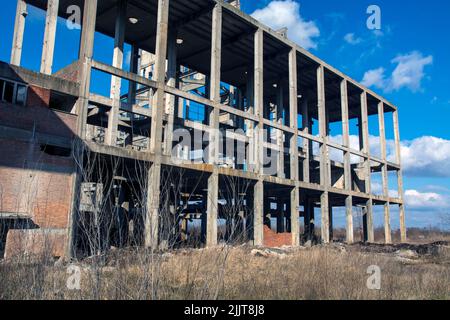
left=0, top=0, right=406, bottom=258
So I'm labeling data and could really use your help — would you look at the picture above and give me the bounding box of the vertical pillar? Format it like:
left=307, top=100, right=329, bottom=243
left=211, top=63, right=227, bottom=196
left=317, top=65, right=330, bottom=244
left=341, top=79, right=353, bottom=244
left=106, top=0, right=127, bottom=146
left=276, top=84, right=284, bottom=178
left=145, top=0, right=170, bottom=249
left=360, top=91, right=373, bottom=242
left=66, top=0, right=98, bottom=258
left=11, top=0, right=27, bottom=66
left=378, top=102, right=392, bottom=244
left=393, top=109, right=406, bottom=242
left=164, top=29, right=178, bottom=156
left=366, top=198, right=374, bottom=242
left=289, top=48, right=300, bottom=246
left=253, top=28, right=264, bottom=246
left=320, top=192, right=330, bottom=243
left=345, top=196, right=353, bottom=244
left=205, top=4, right=222, bottom=247
left=40, top=0, right=59, bottom=75
left=301, top=98, right=310, bottom=182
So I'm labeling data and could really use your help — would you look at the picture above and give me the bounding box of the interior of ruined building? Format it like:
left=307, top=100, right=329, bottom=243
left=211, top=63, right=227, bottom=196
left=0, top=0, right=405, bottom=259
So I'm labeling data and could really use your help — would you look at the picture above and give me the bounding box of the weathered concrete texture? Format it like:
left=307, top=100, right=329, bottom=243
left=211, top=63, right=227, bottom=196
left=0, top=0, right=406, bottom=258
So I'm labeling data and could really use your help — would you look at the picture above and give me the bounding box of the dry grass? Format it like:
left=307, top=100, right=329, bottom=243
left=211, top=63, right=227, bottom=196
left=1, top=240, right=450, bottom=300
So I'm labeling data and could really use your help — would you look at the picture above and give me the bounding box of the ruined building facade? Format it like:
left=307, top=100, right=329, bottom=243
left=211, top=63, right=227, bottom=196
left=0, top=0, right=406, bottom=258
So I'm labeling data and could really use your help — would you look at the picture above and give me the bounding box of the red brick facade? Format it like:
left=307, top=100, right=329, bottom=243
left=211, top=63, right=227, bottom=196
left=263, top=226, right=292, bottom=247
left=0, top=87, right=77, bottom=258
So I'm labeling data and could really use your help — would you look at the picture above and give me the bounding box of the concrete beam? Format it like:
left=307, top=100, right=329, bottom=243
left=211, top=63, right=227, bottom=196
left=11, top=0, right=27, bottom=66
left=40, top=0, right=59, bottom=75
left=106, top=0, right=127, bottom=146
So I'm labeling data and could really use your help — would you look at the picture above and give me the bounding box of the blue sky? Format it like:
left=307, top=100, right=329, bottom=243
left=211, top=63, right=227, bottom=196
left=0, top=0, right=449, bottom=229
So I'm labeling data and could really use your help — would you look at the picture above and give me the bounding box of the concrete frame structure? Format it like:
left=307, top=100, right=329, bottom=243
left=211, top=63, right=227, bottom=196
left=0, top=0, right=406, bottom=258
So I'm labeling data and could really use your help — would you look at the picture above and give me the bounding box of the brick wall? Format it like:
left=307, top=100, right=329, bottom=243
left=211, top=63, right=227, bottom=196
left=5, top=229, right=67, bottom=259
left=263, top=226, right=292, bottom=247
left=0, top=94, right=77, bottom=257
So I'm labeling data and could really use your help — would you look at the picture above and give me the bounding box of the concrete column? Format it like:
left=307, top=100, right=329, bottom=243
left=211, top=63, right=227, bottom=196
left=253, top=180, right=264, bottom=245
left=317, top=65, right=330, bottom=244
left=254, top=29, right=264, bottom=175
left=276, top=84, right=284, bottom=178
left=252, top=28, right=264, bottom=246
left=11, top=0, right=27, bottom=66
left=317, top=65, right=329, bottom=188
left=360, top=92, right=373, bottom=242
left=106, top=0, right=127, bottom=146
left=345, top=196, right=354, bottom=244
left=341, top=80, right=353, bottom=244
left=301, top=98, right=310, bottom=182
left=145, top=0, right=170, bottom=249
left=204, top=4, right=222, bottom=248
left=360, top=92, right=371, bottom=193
left=366, top=199, right=374, bottom=242
left=393, top=109, right=407, bottom=242
left=328, top=204, right=333, bottom=241
left=67, top=0, right=98, bottom=258
left=290, top=188, right=299, bottom=245
left=288, top=48, right=300, bottom=246
left=378, top=102, right=392, bottom=244
left=40, top=0, right=59, bottom=75
left=320, top=191, right=330, bottom=243
left=164, top=30, right=178, bottom=156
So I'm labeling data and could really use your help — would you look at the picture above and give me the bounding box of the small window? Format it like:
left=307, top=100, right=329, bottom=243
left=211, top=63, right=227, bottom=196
left=15, top=85, right=27, bottom=105
left=3, top=82, right=14, bottom=103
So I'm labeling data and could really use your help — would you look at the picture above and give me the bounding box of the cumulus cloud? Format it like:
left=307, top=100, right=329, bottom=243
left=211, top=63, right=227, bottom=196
left=404, top=190, right=450, bottom=211
left=343, top=33, right=362, bottom=45
left=251, top=0, right=320, bottom=50
left=397, top=136, right=450, bottom=177
left=361, top=67, right=386, bottom=89
left=330, top=134, right=450, bottom=178
left=361, top=51, right=433, bottom=92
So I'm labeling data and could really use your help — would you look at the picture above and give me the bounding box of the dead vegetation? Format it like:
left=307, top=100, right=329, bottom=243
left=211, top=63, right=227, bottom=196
left=1, top=239, right=449, bottom=300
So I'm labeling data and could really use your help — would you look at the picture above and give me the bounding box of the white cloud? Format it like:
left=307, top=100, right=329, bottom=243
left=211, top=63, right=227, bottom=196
left=361, top=51, right=433, bottom=93
left=405, top=190, right=450, bottom=211
left=330, top=134, right=450, bottom=178
left=343, top=33, right=362, bottom=45
left=251, top=0, right=320, bottom=50
left=388, top=52, right=433, bottom=92
left=361, top=67, right=386, bottom=89
left=398, top=136, right=450, bottom=177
